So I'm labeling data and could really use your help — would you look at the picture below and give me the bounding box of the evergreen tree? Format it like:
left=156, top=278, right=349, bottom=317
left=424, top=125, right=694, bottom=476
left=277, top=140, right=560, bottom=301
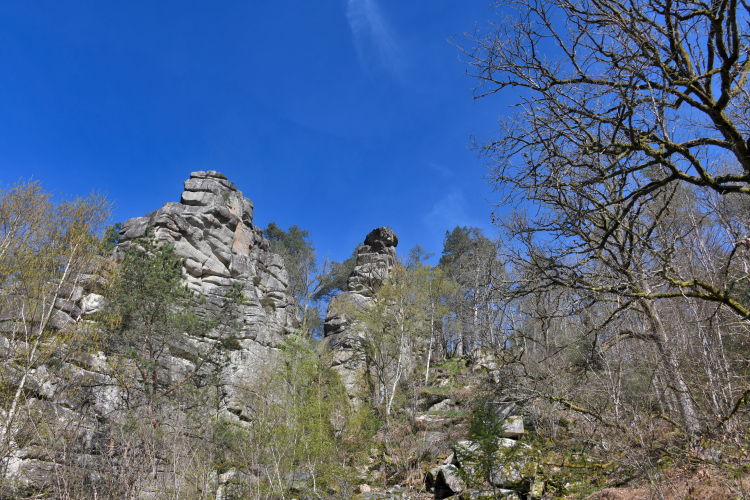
left=106, top=231, right=242, bottom=427
left=467, top=395, right=505, bottom=500
left=101, top=221, right=123, bottom=252
left=439, top=226, right=502, bottom=355
left=313, top=246, right=359, bottom=301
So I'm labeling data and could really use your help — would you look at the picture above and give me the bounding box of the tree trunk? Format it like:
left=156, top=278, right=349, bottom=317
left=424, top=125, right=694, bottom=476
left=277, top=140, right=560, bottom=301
left=425, top=291, right=435, bottom=385
left=640, top=299, right=700, bottom=437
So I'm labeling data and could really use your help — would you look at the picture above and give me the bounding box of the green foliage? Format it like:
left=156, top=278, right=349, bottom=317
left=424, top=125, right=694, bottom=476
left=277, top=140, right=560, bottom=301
left=262, top=222, right=323, bottom=335
left=278, top=334, right=352, bottom=474
left=469, top=395, right=505, bottom=458
left=440, top=226, right=478, bottom=269
left=467, top=395, right=506, bottom=498
left=224, top=334, right=366, bottom=497
left=114, top=236, right=187, bottom=331
left=104, top=230, right=241, bottom=417
left=405, top=244, right=434, bottom=270
left=220, top=336, right=242, bottom=350
left=344, top=263, right=430, bottom=419
left=263, top=222, right=315, bottom=282
left=313, top=245, right=359, bottom=301
left=439, top=226, right=494, bottom=277
left=211, top=420, right=248, bottom=474
left=101, top=222, right=123, bottom=252
left=437, top=226, right=501, bottom=356
left=0, top=180, right=111, bottom=482
left=443, top=357, right=468, bottom=375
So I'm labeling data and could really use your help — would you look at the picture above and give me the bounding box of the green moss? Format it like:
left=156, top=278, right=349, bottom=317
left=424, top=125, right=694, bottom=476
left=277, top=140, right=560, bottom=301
left=221, top=336, right=242, bottom=351
left=421, top=385, right=452, bottom=395
left=442, top=357, right=469, bottom=375
left=260, top=296, right=276, bottom=311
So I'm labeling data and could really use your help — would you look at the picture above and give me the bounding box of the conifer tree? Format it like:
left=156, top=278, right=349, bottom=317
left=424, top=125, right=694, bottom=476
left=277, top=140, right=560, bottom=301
left=106, top=232, right=242, bottom=428
left=467, top=395, right=505, bottom=500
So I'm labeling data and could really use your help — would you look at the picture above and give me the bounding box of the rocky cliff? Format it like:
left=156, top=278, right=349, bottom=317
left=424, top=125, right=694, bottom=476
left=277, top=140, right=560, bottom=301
left=324, top=227, right=399, bottom=396
left=116, top=170, right=298, bottom=418
left=2, top=171, right=298, bottom=493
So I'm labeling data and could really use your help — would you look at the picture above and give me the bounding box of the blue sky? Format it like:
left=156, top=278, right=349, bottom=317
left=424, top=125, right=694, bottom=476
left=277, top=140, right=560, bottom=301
left=0, top=1, right=509, bottom=264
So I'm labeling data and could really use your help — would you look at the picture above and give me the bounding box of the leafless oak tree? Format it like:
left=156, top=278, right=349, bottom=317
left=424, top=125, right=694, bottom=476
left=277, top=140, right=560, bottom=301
left=459, top=0, right=750, bottom=443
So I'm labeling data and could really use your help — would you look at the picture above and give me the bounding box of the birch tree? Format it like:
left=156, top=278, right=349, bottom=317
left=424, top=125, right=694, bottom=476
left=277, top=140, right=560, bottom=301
left=0, top=180, right=110, bottom=481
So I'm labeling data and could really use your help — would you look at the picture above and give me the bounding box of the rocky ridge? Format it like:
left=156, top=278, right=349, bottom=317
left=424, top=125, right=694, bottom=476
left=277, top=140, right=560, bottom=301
left=116, top=170, right=298, bottom=419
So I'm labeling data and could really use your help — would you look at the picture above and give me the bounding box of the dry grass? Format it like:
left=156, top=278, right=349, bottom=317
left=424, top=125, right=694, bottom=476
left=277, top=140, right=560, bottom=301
left=586, top=465, right=750, bottom=500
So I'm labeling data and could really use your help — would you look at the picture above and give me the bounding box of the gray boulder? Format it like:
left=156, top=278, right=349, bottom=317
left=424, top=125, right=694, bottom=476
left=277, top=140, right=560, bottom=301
left=459, top=490, right=521, bottom=500
left=453, top=439, right=538, bottom=490
left=425, top=464, right=466, bottom=499
left=356, top=486, right=411, bottom=500
left=364, top=226, right=399, bottom=251
left=502, top=416, right=524, bottom=438
left=79, top=293, right=107, bottom=315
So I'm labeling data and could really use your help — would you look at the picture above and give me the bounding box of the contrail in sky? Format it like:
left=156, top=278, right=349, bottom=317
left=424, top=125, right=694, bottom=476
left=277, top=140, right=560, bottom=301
left=346, top=0, right=402, bottom=75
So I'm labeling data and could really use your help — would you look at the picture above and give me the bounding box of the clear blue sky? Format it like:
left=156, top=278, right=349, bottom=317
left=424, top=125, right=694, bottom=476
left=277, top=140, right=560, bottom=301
left=0, top=1, right=510, bottom=264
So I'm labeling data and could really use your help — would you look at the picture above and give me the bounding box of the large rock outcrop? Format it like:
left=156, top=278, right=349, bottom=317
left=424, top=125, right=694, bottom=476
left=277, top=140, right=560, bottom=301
left=323, top=227, right=398, bottom=396
left=116, top=170, right=298, bottom=418
left=0, top=171, right=298, bottom=494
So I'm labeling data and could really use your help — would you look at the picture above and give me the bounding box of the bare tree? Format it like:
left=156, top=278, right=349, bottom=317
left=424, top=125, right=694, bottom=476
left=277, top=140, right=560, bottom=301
left=460, top=0, right=750, bottom=440
left=462, top=0, right=749, bottom=200
left=460, top=0, right=750, bottom=315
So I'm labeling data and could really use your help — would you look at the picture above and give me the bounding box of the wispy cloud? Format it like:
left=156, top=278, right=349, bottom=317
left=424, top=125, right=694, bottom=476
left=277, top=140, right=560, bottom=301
left=424, top=190, right=472, bottom=232
left=428, top=161, right=452, bottom=178
left=346, top=0, right=402, bottom=76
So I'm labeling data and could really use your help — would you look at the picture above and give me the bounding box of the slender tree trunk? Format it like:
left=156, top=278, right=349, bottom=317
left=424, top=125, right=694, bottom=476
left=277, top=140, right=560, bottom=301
left=386, top=306, right=406, bottom=417
left=472, top=264, right=480, bottom=352
left=640, top=299, right=700, bottom=437
left=425, top=288, right=435, bottom=385
left=652, top=371, right=674, bottom=416
left=455, top=302, right=465, bottom=357
left=1, top=250, right=77, bottom=459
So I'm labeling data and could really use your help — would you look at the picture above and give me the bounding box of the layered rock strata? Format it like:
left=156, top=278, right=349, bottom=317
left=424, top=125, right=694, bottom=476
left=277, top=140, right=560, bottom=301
left=116, top=170, right=298, bottom=416
left=323, top=227, right=398, bottom=396
left=1, top=171, right=297, bottom=493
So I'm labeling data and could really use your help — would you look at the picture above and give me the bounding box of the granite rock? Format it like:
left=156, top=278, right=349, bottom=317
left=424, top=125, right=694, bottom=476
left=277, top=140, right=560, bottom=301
left=323, top=227, right=398, bottom=396
left=116, top=171, right=298, bottom=418
left=0, top=171, right=298, bottom=494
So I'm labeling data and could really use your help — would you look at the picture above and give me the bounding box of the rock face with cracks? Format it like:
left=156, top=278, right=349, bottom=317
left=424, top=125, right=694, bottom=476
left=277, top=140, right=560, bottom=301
left=115, top=170, right=298, bottom=418
left=323, top=227, right=398, bottom=397
left=0, top=171, right=298, bottom=494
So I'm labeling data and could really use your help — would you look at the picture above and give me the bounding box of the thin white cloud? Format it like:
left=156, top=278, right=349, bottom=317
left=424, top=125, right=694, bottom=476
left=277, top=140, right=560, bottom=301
left=346, top=0, right=402, bottom=76
left=428, top=161, right=452, bottom=178
left=424, top=190, right=472, bottom=232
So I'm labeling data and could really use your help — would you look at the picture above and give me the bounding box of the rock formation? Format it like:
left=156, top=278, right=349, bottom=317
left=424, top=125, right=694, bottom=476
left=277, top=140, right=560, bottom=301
left=323, top=227, right=398, bottom=396
left=1, top=171, right=298, bottom=493
left=116, top=170, right=298, bottom=418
